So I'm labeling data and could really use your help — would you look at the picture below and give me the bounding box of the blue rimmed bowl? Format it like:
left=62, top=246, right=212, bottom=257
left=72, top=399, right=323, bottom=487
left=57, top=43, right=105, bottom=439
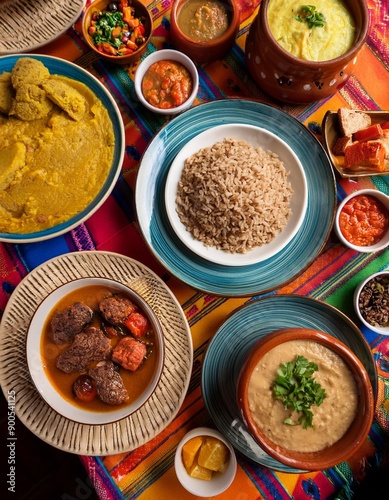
left=0, top=54, right=125, bottom=243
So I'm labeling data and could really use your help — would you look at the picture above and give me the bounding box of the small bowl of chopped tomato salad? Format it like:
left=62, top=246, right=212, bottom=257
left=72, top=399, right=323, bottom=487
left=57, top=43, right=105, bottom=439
left=82, top=0, right=153, bottom=65
left=334, top=189, right=389, bottom=253
left=134, top=49, right=199, bottom=115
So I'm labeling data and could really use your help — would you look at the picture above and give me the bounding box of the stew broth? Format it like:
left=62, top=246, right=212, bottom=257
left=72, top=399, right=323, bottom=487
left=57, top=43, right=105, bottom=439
left=41, top=285, right=158, bottom=413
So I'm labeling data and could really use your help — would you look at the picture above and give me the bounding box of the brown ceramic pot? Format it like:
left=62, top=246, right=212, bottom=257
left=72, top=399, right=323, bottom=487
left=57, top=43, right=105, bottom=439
left=245, top=0, right=369, bottom=103
left=169, top=0, right=240, bottom=65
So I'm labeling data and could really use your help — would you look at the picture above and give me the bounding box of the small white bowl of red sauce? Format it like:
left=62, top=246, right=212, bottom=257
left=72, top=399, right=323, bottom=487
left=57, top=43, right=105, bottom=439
left=334, top=189, right=389, bottom=253
left=353, top=271, right=389, bottom=335
left=134, top=48, right=199, bottom=115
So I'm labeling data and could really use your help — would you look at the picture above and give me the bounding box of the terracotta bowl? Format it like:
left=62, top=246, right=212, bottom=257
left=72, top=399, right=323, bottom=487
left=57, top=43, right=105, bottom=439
left=237, top=327, right=374, bottom=471
left=334, top=189, right=389, bottom=253
left=82, top=0, right=153, bottom=65
left=245, top=0, right=369, bottom=103
left=169, top=0, right=240, bottom=65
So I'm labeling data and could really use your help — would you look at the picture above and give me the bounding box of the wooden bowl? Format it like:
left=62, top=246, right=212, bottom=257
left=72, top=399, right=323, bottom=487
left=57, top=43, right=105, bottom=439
left=237, top=327, right=374, bottom=470
left=169, top=0, right=240, bottom=64
left=245, top=0, right=369, bottom=103
left=82, top=0, right=153, bottom=65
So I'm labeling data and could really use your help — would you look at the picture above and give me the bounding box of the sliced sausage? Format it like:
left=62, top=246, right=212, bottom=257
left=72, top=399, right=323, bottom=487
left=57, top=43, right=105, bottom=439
left=112, top=336, right=147, bottom=371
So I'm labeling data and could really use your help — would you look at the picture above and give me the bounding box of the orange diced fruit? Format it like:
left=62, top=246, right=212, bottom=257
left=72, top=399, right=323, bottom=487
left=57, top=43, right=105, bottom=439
left=197, top=437, right=230, bottom=472
left=218, top=460, right=229, bottom=473
left=182, top=436, right=203, bottom=470
left=188, top=462, right=212, bottom=480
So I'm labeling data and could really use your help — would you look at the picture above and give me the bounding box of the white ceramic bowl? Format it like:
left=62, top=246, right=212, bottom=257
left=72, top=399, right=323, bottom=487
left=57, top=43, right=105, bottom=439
left=353, top=271, right=389, bottom=335
left=165, top=123, right=308, bottom=266
left=26, top=277, right=164, bottom=425
left=335, top=189, right=389, bottom=252
left=134, top=49, right=199, bottom=115
left=174, top=427, right=237, bottom=497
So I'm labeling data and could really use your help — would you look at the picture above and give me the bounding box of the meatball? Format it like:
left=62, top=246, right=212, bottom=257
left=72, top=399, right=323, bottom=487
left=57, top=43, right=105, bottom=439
left=89, top=361, right=129, bottom=405
left=112, top=336, right=147, bottom=371
left=99, top=294, right=137, bottom=326
left=56, top=327, right=111, bottom=374
left=50, top=301, right=93, bottom=344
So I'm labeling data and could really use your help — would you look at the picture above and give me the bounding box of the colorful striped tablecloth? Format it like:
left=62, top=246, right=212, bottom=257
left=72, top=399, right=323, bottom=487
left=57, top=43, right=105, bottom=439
left=0, top=0, right=389, bottom=498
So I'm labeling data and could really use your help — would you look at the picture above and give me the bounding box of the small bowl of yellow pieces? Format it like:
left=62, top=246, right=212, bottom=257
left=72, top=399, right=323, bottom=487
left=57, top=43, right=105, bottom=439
left=174, top=427, right=237, bottom=497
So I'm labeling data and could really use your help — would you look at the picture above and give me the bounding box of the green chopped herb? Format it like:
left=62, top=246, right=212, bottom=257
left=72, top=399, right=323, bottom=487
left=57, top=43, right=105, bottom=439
left=92, top=11, right=127, bottom=50
left=273, top=355, right=327, bottom=429
left=294, top=5, right=326, bottom=29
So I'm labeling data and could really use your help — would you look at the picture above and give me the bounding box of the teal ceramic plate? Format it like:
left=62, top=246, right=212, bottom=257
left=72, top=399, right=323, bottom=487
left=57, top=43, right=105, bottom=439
left=201, top=295, right=377, bottom=472
left=136, top=99, right=336, bottom=297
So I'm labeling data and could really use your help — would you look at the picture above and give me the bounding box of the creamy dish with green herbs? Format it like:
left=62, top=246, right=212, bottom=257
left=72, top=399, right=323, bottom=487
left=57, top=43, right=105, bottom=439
left=247, top=339, right=358, bottom=452
left=267, top=0, right=356, bottom=61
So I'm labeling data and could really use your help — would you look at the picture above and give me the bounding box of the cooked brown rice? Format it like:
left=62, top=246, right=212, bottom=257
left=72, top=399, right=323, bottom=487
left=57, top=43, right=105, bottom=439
left=175, top=138, right=293, bottom=254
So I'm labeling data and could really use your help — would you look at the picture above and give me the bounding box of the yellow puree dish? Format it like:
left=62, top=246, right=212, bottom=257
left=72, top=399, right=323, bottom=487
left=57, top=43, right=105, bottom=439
left=0, top=58, right=115, bottom=234
left=177, top=0, right=229, bottom=42
left=248, top=339, right=358, bottom=453
left=267, top=0, right=356, bottom=61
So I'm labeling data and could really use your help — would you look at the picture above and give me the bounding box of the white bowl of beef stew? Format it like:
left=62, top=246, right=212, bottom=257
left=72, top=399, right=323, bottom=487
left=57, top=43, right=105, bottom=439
left=26, top=277, right=164, bottom=425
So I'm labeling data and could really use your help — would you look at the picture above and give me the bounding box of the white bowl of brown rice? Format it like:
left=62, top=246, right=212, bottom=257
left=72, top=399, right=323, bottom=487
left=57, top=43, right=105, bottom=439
left=165, top=124, right=308, bottom=266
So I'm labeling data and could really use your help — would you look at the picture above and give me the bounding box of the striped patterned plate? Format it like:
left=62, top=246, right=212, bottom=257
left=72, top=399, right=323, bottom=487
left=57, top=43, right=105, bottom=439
left=201, top=295, right=377, bottom=472
left=0, top=251, right=193, bottom=455
left=0, top=0, right=85, bottom=54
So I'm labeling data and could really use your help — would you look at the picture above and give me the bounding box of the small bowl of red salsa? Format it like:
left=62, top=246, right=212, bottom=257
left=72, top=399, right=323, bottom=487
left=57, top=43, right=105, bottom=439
left=134, top=49, right=199, bottom=115
left=335, top=189, right=389, bottom=253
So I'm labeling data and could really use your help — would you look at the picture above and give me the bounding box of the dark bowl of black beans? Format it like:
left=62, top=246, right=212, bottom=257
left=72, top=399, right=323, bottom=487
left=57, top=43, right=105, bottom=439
left=353, top=271, right=389, bottom=335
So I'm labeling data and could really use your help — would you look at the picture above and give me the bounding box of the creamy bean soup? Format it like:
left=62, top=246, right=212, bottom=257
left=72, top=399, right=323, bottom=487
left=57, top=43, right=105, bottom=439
left=247, top=339, right=358, bottom=452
